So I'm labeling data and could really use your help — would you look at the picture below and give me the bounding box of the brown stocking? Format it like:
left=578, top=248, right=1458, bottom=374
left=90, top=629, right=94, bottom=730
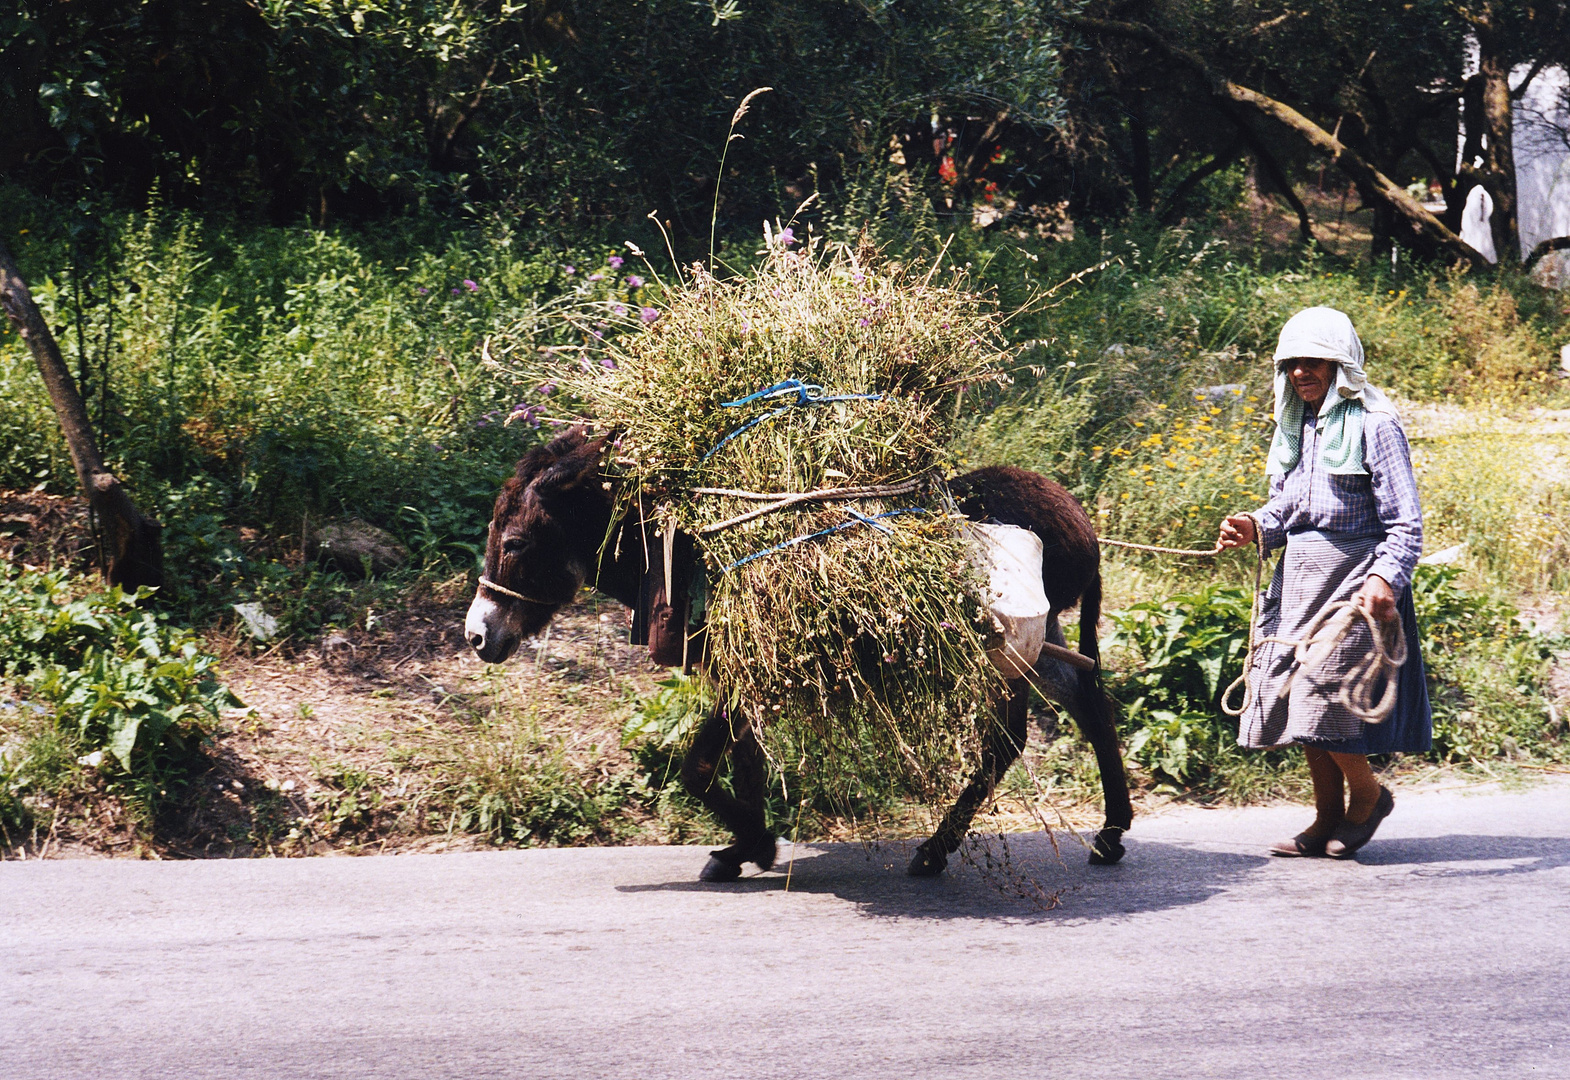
left=1330, top=751, right=1381, bottom=824
left=1303, top=747, right=1346, bottom=838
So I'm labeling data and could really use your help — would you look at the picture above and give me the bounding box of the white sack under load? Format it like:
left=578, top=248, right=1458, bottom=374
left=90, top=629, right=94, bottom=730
left=964, top=522, right=1050, bottom=679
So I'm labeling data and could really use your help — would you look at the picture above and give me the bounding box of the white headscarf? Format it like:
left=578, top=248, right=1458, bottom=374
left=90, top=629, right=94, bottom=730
left=1267, top=307, right=1395, bottom=476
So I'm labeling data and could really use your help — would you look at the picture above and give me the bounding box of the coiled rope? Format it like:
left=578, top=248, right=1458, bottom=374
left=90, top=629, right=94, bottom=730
left=1097, top=524, right=1407, bottom=724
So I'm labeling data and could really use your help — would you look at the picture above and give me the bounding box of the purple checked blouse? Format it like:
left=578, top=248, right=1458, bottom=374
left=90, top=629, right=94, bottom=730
left=1253, top=405, right=1424, bottom=592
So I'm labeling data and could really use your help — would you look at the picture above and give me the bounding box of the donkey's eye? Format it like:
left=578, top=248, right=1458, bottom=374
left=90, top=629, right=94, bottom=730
left=501, top=537, right=526, bottom=555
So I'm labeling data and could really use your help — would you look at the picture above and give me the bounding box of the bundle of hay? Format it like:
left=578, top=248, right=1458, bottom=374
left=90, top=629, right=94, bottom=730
left=509, top=238, right=1014, bottom=800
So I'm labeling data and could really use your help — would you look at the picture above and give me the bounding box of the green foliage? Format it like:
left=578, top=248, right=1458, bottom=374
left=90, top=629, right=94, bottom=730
left=1105, top=583, right=1254, bottom=784
left=0, top=193, right=641, bottom=627
left=4, top=0, right=1068, bottom=238
left=621, top=672, right=708, bottom=789
left=0, top=567, right=234, bottom=830
left=1411, top=566, right=1564, bottom=765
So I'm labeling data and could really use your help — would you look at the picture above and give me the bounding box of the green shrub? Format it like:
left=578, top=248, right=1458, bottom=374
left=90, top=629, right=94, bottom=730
left=1412, top=566, right=1564, bottom=764
left=0, top=567, right=235, bottom=830
left=1104, top=582, right=1255, bottom=784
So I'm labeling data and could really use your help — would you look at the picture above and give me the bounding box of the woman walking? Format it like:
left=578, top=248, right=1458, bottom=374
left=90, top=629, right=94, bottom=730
left=1218, top=306, right=1430, bottom=859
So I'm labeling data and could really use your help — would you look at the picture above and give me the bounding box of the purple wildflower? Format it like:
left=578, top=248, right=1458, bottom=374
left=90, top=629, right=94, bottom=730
left=778, top=227, right=797, bottom=246
left=626, top=275, right=644, bottom=288
left=851, top=271, right=865, bottom=284
left=640, top=307, right=659, bottom=323
left=860, top=296, right=876, bottom=305
left=588, top=273, right=603, bottom=281
left=451, top=287, right=461, bottom=295
left=600, top=357, right=616, bottom=368
left=463, top=279, right=479, bottom=292
left=537, top=382, right=555, bottom=395
left=609, top=255, right=624, bottom=269
left=858, top=318, right=871, bottom=328
left=612, top=303, right=627, bottom=316
left=563, top=265, right=575, bottom=275
left=416, top=286, right=429, bottom=295
left=592, top=329, right=604, bottom=339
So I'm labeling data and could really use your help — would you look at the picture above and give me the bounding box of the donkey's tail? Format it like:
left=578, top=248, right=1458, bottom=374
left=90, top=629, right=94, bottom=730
left=1077, top=568, right=1103, bottom=677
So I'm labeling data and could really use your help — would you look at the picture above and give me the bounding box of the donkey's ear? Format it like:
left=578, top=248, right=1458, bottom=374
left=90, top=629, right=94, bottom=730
left=513, top=445, right=557, bottom=486
left=534, top=434, right=606, bottom=498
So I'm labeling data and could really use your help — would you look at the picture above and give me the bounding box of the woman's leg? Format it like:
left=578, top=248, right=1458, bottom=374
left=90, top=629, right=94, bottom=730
left=1303, top=746, right=1347, bottom=837
left=1329, top=751, right=1382, bottom=824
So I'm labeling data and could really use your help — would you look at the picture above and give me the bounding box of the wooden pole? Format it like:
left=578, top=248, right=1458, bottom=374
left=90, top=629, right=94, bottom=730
left=0, top=239, right=164, bottom=589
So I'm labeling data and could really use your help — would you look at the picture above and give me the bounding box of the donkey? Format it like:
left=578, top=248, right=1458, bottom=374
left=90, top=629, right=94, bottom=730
left=464, top=428, right=1132, bottom=881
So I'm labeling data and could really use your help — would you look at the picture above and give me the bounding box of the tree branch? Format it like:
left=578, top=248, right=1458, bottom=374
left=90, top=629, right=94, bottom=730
left=1159, top=137, right=1244, bottom=224
left=1231, top=117, right=1315, bottom=242
left=1059, top=12, right=1492, bottom=269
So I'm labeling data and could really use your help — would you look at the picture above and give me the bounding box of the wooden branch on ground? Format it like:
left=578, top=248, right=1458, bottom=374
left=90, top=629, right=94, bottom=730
left=1059, top=13, right=1493, bottom=269
left=0, top=240, right=163, bottom=589
left=1525, top=236, right=1570, bottom=273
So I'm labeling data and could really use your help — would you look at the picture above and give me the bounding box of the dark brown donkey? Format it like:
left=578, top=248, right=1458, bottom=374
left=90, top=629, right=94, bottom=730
left=464, top=429, right=1132, bottom=881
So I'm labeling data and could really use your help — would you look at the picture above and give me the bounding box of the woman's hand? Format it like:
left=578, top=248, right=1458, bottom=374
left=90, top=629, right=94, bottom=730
left=1217, top=514, right=1257, bottom=551
left=1355, top=574, right=1397, bottom=624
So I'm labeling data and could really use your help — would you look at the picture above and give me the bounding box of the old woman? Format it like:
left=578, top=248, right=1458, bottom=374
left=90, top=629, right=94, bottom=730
left=1218, top=306, right=1430, bottom=859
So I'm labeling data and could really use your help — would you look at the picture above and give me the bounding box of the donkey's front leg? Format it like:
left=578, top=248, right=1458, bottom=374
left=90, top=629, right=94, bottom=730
left=908, top=678, right=1030, bottom=877
left=680, top=708, right=777, bottom=882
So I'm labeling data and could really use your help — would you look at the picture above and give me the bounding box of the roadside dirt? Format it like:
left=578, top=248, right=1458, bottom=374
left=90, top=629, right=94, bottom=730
left=172, top=590, right=672, bottom=858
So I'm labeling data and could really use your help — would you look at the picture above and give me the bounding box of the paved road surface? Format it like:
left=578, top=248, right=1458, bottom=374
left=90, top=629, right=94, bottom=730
left=5, top=778, right=1569, bottom=1079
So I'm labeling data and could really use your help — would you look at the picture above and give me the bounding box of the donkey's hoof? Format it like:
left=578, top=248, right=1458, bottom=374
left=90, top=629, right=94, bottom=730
left=749, top=834, right=780, bottom=874
left=907, top=845, right=948, bottom=877
left=1088, top=828, right=1126, bottom=866
left=699, top=855, right=744, bottom=882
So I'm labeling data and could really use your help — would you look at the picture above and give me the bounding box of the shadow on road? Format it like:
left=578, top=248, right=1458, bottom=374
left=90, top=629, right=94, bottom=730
left=1358, top=834, right=1570, bottom=876
left=617, top=831, right=1271, bottom=922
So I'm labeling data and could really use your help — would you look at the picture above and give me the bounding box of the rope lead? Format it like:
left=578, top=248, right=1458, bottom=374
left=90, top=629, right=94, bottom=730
left=1219, top=520, right=1407, bottom=724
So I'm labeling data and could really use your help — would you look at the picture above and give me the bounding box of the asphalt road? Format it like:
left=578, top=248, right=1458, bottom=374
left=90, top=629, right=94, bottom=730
left=5, top=777, right=1569, bottom=1080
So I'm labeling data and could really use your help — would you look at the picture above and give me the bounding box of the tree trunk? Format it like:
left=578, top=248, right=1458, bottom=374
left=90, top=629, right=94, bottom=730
left=0, top=240, right=164, bottom=590
left=1473, top=14, right=1520, bottom=261
left=1127, top=94, right=1154, bottom=212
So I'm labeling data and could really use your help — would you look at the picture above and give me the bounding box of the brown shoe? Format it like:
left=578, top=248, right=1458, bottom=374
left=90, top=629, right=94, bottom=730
left=1326, top=786, right=1395, bottom=859
left=1271, top=831, right=1331, bottom=857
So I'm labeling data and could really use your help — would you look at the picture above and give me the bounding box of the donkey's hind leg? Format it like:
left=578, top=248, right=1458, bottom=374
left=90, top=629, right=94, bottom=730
left=680, top=708, right=777, bottom=882
left=1030, top=623, right=1132, bottom=865
left=908, top=678, right=1030, bottom=877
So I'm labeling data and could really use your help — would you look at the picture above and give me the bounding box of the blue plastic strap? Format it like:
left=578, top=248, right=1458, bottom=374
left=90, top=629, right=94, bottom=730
left=703, top=378, right=883, bottom=461
left=718, top=507, right=926, bottom=574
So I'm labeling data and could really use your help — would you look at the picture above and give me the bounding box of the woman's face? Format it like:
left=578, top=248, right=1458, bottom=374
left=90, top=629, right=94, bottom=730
left=1285, top=357, right=1335, bottom=407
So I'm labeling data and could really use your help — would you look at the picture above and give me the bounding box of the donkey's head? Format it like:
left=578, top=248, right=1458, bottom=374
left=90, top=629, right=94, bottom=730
left=465, top=428, right=612, bottom=663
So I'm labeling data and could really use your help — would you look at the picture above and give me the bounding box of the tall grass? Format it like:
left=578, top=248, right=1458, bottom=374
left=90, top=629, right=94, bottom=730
left=0, top=189, right=653, bottom=625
